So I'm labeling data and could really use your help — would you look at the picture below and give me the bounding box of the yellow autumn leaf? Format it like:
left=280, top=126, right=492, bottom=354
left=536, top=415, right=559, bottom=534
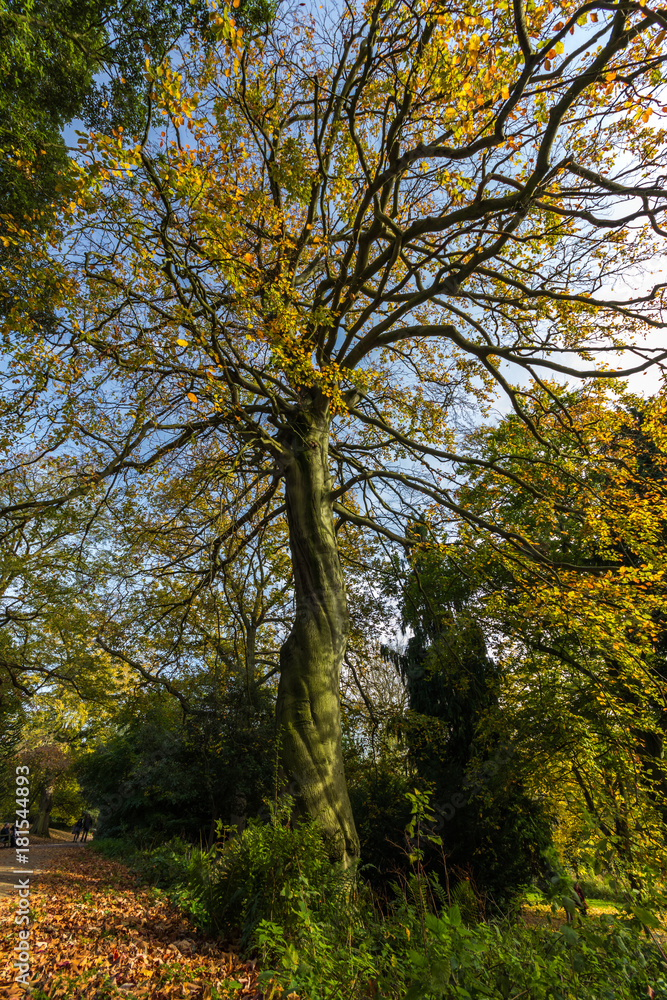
left=187, top=392, right=198, bottom=404
left=176, top=339, right=189, bottom=346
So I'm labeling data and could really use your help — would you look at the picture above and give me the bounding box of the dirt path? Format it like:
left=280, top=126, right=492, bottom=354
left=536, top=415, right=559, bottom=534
left=0, top=834, right=83, bottom=898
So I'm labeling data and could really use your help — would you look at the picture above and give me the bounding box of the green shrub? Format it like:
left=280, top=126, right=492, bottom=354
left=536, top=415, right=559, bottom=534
left=202, top=797, right=353, bottom=946
left=450, top=878, right=481, bottom=926
left=578, top=871, right=626, bottom=904
left=256, top=892, right=390, bottom=1000
left=89, top=837, right=129, bottom=861
left=93, top=801, right=358, bottom=944
left=259, top=891, right=667, bottom=1000
left=78, top=682, right=275, bottom=843
left=405, top=907, right=667, bottom=1000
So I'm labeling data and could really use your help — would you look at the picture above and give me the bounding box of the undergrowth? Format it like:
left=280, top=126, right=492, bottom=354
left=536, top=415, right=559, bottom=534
left=91, top=796, right=667, bottom=1000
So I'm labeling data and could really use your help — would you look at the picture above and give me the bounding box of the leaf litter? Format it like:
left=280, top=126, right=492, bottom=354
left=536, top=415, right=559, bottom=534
left=0, top=848, right=268, bottom=999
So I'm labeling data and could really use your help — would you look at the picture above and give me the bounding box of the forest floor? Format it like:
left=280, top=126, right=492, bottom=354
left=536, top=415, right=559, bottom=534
left=0, top=841, right=264, bottom=1000
left=0, top=835, right=81, bottom=899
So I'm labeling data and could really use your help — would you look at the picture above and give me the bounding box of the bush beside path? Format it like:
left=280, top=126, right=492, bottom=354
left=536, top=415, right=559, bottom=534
left=0, top=844, right=263, bottom=1000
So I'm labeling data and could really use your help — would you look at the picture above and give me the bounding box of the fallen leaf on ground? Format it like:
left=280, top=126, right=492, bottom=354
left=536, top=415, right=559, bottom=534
left=0, top=848, right=267, bottom=999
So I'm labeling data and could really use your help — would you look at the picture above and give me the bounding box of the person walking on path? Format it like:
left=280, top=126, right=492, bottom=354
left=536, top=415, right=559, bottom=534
left=81, top=812, right=93, bottom=843
left=72, top=818, right=83, bottom=842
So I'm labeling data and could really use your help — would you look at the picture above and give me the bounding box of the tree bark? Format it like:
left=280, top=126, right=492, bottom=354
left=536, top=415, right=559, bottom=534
left=32, top=782, right=54, bottom=838
left=276, top=393, right=360, bottom=864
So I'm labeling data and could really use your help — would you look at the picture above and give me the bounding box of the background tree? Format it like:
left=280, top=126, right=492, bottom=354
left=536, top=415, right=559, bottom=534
left=92, top=467, right=296, bottom=707
left=0, top=0, right=224, bottom=339
left=450, top=389, right=667, bottom=889
left=25, top=742, right=72, bottom=836
left=77, top=676, right=276, bottom=843
left=0, top=0, right=217, bottom=220
left=383, top=538, right=553, bottom=906
left=0, top=682, right=25, bottom=817
left=1, top=688, right=94, bottom=835
left=0, top=461, right=132, bottom=701
left=4, top=0, right=667, bottom=862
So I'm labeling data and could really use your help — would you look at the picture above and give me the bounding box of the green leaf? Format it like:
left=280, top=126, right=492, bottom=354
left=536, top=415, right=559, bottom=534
left=629, top=905, right=661, bottom=929
left=561, top=925, right=579, bottom=946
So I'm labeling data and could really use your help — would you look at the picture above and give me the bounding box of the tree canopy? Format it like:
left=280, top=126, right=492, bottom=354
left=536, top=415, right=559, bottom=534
left=2, top=0, right=667, bottom=861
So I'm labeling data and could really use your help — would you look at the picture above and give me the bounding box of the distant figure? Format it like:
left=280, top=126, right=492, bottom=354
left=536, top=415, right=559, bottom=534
left=0, top=822, right=9, bottom=847
left=9, top=824, right=16, bottom=848
left=573, top=881, right=588, bottom=916
left=72, top=818, right=83, bottom=842
left=81, top=812, right=93, bottom=843
left=566, top=880, right=588, bottom=923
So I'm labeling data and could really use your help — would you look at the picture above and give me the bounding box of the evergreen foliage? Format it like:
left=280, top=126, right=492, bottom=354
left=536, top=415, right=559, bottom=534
left=387, top=541, right=553, bottom=905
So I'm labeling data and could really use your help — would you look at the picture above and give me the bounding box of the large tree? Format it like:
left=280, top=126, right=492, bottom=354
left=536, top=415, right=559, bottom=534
left=3, top=0, right=667, bottom=862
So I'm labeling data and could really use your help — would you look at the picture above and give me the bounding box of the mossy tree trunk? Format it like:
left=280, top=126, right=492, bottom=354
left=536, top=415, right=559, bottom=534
left=276, top=392, right=360, bottom=865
